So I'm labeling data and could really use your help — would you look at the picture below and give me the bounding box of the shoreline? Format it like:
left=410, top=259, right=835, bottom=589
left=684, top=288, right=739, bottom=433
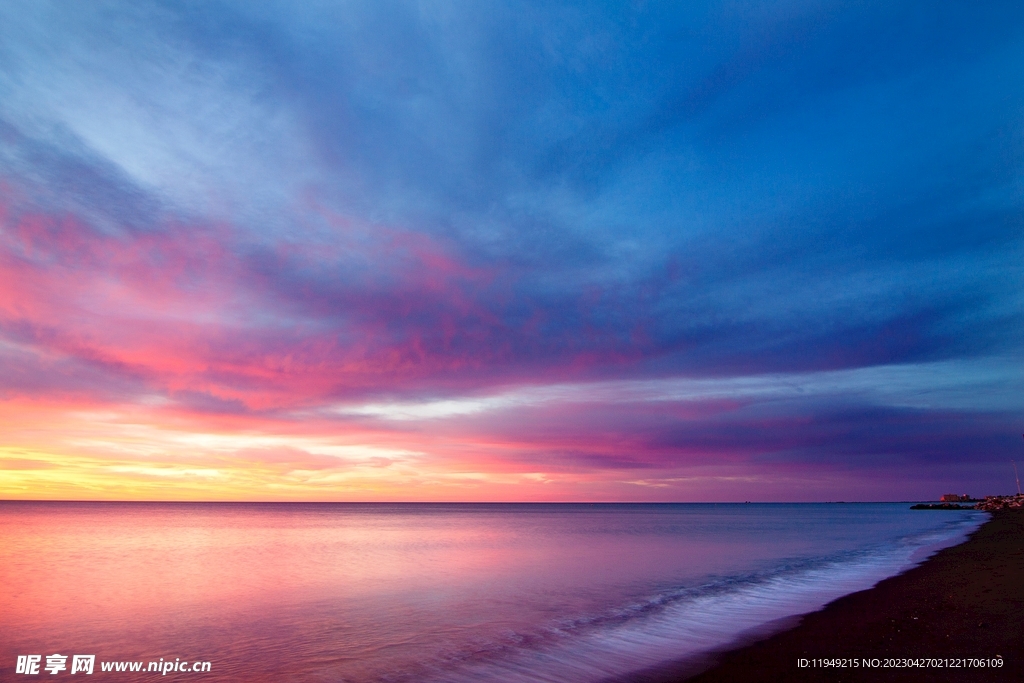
left=642, top=509, right=1023, bottom=682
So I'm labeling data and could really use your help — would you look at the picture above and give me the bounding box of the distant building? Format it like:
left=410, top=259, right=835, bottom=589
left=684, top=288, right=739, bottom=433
left=939, top=493, right=970, bottom=502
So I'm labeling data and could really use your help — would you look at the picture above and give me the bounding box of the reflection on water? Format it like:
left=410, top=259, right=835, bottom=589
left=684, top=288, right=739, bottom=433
left=0, top=502, right=983, bottom=681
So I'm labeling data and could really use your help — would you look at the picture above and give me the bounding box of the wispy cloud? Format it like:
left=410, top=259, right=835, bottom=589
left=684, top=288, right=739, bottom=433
left=334, top=358, right=1024, bottom=421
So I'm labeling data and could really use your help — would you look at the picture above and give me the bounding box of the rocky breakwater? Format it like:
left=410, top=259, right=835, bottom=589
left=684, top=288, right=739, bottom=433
left=974, top=494, right=1024, bottom=511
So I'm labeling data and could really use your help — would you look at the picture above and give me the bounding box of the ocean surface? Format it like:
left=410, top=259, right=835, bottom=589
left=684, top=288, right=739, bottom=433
left=0, top=502, right=985, bottom=682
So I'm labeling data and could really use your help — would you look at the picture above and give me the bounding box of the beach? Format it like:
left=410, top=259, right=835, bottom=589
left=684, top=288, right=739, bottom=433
left=671, top=509, right=1024, bottom=682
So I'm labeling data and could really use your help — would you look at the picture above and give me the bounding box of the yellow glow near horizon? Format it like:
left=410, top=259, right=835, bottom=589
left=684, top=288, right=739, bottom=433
left=0, top=399, right=603, bottom=501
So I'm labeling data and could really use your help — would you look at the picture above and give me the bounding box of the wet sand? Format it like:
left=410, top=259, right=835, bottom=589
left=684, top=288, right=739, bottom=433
left=650, top=509, right=1024, bottom=682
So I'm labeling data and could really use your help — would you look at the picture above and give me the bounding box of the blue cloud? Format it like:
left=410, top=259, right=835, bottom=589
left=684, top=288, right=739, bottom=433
left=0, top=0, right=1020, bottom=399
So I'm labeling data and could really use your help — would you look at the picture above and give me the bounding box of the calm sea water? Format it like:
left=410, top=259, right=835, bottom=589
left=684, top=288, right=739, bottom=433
left=0, top=502, right=984, bottom=682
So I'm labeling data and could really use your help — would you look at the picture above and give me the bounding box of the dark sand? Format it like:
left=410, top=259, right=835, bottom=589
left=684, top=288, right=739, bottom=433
left=666, top=509, right=1024, bottom=682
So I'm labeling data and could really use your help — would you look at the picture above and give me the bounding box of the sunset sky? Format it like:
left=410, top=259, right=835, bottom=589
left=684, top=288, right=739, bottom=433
left=1, top=0, right=1022, bottom=501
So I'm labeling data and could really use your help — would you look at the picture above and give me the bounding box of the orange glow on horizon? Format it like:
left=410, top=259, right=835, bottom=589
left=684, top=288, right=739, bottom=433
left=0, top=394, right=831, bottom=502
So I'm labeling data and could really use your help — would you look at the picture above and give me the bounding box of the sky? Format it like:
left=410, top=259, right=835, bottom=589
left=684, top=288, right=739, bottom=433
left=0, top=0, right=1022, bottom=502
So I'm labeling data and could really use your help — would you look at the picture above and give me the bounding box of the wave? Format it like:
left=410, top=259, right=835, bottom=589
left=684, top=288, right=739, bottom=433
left=391, top=513, right=984, bottom=683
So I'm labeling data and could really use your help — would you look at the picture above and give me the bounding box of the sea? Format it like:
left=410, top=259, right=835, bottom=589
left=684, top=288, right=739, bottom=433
left=0, top=502, right=985, bottom=682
